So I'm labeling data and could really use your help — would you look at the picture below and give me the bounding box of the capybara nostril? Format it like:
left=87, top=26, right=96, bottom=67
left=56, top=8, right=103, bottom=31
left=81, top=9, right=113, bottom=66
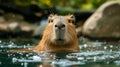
left=61, top=24, right=65, bottom=28
left=55, top=25, right=58, bottom=28
left=54, top=24, right=65, bottom=29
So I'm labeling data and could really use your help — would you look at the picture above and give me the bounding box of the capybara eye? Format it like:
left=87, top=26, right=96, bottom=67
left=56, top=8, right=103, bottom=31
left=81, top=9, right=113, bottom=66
left=68, top=19, right=75, bottom=24
left=68, top=19, right=71, bottom=23
left=49, top=19, right=53, bottom=23
left=51, top=20, right=53, bottom=22
left=68, top=19, right=73, bottom=23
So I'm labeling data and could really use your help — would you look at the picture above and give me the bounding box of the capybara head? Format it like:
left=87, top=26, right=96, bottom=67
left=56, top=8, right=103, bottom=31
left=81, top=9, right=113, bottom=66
left=47, top=14, right=76, bottom=45
left=34, top=14, right=79, bottom=52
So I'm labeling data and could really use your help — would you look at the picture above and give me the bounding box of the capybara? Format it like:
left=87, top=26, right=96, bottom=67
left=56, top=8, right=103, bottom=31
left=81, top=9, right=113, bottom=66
left=33, top=14, right=80, bottom=53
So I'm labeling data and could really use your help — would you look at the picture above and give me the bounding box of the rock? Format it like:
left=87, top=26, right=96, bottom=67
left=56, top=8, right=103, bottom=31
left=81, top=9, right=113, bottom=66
left=7, top=22, right=21, bottom=32
left=76, top=27, right=82, bottom=37
left=33, top=19, right=48, bottom=37
left=82, top=1, right=120, bottom=38
left=0, top=17, right=5, bottom=22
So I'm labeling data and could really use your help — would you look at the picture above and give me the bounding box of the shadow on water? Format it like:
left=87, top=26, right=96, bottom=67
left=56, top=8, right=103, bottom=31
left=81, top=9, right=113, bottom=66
left=0, top=38, right=120, bottom=67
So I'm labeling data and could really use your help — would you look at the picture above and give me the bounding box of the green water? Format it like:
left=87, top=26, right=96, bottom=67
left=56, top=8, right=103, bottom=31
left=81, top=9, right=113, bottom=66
left=0, top=38, right=120, bottom=67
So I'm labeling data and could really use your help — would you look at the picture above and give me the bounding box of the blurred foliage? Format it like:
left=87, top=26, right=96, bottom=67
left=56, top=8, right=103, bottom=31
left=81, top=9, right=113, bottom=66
left=1, top=0, right=120, bottom=10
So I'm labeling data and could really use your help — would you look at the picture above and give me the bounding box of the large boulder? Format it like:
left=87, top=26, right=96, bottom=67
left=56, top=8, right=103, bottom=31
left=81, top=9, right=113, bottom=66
left=82, top=1, right=120, bottom=38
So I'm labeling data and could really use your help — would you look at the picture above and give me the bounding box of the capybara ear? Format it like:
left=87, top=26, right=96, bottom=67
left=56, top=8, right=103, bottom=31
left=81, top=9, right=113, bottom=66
left=48, top=14, right=57, bottom=23
left=67, top=15, right=75, bottom=24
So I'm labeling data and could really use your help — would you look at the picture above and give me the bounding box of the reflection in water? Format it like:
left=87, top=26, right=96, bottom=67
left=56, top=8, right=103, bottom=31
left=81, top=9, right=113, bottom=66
left=0, top=39, right=120, bottom=67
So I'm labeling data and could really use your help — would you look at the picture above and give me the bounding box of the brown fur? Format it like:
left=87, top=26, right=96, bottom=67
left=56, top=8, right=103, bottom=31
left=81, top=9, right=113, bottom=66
left=33, top=14, right=80, bottom=53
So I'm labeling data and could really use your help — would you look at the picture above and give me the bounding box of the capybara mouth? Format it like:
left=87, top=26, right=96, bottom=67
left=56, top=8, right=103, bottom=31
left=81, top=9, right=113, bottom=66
left=56, top=38, right=64, bottom=41
left=54, top=38, right=65, bottom=45
left=55, top=29, right=65, bottom=42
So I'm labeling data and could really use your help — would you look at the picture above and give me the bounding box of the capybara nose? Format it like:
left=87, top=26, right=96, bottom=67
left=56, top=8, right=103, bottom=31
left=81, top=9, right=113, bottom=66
left=55, top=24, right=65, bottom=29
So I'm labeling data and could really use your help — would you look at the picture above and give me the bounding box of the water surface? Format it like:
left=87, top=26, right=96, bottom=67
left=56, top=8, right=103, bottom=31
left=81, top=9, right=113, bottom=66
left=0, top=38, right=120, bottom=67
